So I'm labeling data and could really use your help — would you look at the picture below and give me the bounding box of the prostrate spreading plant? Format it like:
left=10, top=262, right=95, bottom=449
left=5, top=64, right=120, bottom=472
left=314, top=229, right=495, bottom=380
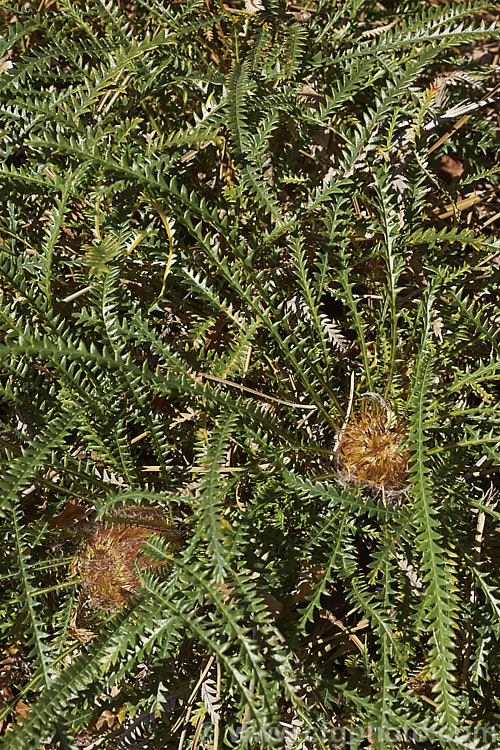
left=0, top=1, right=498, bottom=748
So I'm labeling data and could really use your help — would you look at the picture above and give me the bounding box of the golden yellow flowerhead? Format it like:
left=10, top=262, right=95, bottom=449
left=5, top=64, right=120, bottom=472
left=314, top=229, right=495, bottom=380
left=338, top=397, right=409, bottom=493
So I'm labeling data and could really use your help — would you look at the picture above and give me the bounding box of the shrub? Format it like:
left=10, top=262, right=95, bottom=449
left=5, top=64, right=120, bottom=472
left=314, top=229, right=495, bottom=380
left=0, top=1, right=498, bottom=748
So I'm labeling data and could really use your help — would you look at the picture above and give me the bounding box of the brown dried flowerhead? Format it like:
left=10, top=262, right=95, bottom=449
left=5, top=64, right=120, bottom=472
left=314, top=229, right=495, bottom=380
left=338, top=395, right=409, bottom=494
left=75, top=508, right=185, bottom=609
left=76, top=525, right=153, bottom=609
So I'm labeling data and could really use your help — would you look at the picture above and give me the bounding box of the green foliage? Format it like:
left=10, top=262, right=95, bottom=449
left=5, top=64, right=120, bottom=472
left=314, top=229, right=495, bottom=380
left=0, top=1, right=498, bottom=748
